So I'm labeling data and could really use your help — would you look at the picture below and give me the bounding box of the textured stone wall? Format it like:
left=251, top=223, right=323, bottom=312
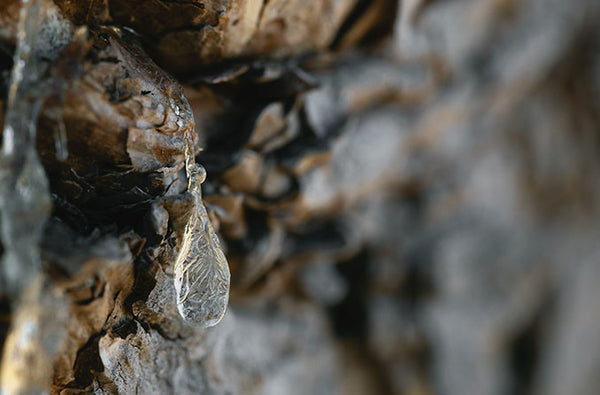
left=1, top=0, right=600, bottom=394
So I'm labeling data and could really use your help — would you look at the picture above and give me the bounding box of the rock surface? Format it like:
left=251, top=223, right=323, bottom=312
left=1, top=0, right=600, bottom=394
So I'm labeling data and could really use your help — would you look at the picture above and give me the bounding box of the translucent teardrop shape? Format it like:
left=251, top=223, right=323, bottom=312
left=174, top=164, right=231, bottom=328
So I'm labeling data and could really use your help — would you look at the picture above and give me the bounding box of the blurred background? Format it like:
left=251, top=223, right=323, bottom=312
left=1, top=0, right=600, bottom=394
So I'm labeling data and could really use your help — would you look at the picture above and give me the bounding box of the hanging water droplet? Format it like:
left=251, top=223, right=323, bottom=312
left=174, top=164, right=231, bottom=328
left=173, top=122, right=231, bottom=328
left=47, top=107, right=69, bottom=161
left=54, top=120, right=68, bottom=161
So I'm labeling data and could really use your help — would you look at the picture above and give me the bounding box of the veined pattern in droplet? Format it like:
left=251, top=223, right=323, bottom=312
left=174, top=164, right=231, bottom=328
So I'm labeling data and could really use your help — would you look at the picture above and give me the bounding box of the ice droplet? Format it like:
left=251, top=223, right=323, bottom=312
left=48, top=107, right=69, bottom=161
left=173, top=125, right=231, bottom=328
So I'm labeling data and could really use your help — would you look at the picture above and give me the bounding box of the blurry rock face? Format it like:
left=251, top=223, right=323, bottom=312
left=52, top=0, right=393, bottom=74
left=1, top=0, right=600, bottom=394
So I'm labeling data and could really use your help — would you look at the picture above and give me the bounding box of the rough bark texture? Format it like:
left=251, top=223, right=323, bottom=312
left=1, top=0, right=600, bottom=394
